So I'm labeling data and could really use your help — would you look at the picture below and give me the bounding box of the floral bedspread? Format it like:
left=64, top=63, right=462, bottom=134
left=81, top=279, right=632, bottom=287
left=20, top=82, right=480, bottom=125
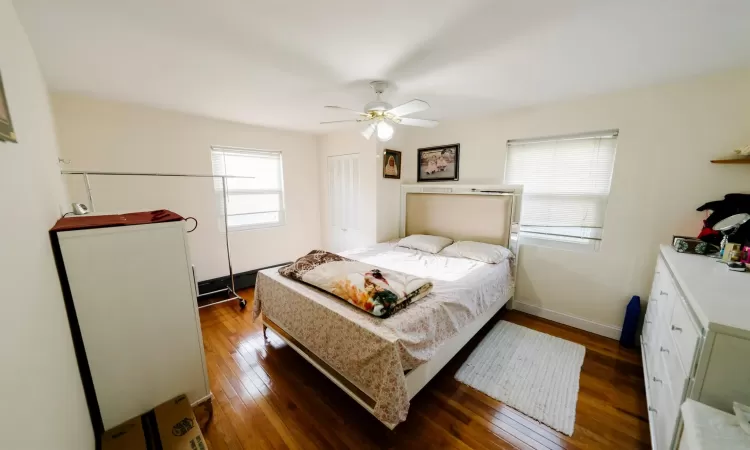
left=253, top=243, right=514, bottom=426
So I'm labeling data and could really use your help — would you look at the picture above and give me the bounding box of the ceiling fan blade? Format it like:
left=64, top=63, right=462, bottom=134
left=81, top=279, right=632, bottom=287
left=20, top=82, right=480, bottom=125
left=324, top=105, right=367, bottom=116
left=397, top=117, right=439, bottom=128
left=386, top=99, right=429, bottom=117
left=362, top=123, right=376, bottom=140
left=320, top=120, right=361, bottom=124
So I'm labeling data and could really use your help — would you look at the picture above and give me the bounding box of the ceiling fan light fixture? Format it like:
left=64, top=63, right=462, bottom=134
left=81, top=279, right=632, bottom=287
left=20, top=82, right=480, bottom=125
left=376, top=121, right=393, bottom=142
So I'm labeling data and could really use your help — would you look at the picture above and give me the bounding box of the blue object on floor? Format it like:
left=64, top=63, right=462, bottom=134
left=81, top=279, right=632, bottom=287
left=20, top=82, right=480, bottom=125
left=620, top=295, right=641, bottom=348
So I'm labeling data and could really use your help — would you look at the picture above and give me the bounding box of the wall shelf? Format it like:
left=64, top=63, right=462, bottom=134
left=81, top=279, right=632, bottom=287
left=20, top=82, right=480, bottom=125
left=711, top=158, right=750, bottom=164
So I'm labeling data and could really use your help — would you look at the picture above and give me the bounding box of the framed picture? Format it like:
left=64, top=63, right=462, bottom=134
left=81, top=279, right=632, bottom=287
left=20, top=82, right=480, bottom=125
left=0, top=71, right=17, bottom=143
left=383, top=149, right=401, bottom=179
left=417, top=144, right=459, bottom=182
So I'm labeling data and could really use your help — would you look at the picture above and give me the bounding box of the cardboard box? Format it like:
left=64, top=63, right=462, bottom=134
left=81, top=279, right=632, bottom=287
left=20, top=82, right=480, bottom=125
left=101, top=394, right=207, bottom=450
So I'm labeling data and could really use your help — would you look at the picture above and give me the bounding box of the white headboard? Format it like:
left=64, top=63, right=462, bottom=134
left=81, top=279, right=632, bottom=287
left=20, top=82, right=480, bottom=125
left=400, top=184, right=522, bottom=251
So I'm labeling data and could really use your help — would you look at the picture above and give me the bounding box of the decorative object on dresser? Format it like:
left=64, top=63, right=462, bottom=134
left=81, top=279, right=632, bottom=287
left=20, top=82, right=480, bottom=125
left=50, top=210, right=211, bottom=434
left=0, top=70, right=17, bottom=142
left=672, top=236, right=718, bottom=255
left=383, top=149, right=401, bottom=179
left=696, top=195, right=750, bottom=248
left=417, top=144, right=459, bottom=182
left=642, top=245, right=750, bottom=450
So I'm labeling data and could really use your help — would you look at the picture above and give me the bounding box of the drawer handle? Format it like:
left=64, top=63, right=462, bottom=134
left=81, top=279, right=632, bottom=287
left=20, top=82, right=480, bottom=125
left=645, top=320, right=652, bottom=324
left=652, top=377, right=663, bottom=384
left=659, top=290, right=668, bottom=296
left=671, top=325, right=683, bottom=333
left=648, top=406, right=658, bottom=414
left=660, top=347, right=669, bottom=354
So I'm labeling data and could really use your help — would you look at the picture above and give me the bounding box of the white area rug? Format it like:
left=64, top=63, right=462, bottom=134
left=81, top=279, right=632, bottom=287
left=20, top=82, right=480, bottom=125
left=455, top=321, right=586, bottom=436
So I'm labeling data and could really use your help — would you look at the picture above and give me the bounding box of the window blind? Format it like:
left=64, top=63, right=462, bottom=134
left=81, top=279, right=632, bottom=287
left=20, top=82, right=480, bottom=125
left=504, top=130, right=617, bottom=240
left=211, top=148, right=285, bottom=230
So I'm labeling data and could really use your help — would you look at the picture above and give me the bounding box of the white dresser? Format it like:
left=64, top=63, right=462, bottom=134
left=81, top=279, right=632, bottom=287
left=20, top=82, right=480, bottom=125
left=642, top=245, right=750, bottom=450
left=51, top=211, right=210, bottom=433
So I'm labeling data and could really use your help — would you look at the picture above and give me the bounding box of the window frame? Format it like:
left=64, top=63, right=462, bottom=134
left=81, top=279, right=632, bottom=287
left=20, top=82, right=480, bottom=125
left=504, top=130, right=618, bottom=252
left=210, top=146, right=286, bottom=232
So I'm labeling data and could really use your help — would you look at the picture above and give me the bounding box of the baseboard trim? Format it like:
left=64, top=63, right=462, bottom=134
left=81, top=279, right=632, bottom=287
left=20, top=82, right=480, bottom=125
left=197, top=262, right=290, bottom=296
left=514, top=301, right=622, bottom=341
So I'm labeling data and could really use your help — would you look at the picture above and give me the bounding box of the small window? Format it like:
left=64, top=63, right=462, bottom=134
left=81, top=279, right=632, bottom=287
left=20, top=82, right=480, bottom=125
left=211, top=147, right=285, bottom=231
left=504, top=130, right=617, bottom=250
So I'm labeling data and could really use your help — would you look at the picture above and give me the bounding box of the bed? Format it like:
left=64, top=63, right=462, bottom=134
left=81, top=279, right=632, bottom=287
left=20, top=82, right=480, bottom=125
left=253, top=184, right=522, bottom=428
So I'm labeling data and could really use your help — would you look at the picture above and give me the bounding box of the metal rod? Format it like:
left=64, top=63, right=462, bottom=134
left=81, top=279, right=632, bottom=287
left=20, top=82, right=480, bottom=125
left=67, top=169, right=248, bottom=309
left=83, top=173, right=95, bottom=211
left=198, top=295, right=242, bottom=309
left=507, top=129, right=618, bottom=146
left=61, top=170, right=254, bottom=179
left=222, top=176, right=237, bottom=295
left=197, top=287, right=232, bottom=298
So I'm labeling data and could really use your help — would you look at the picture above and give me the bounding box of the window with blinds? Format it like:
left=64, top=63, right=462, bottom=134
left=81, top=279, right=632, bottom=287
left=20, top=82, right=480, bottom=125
left=504, top=130, right=618, bottom=245
left=211, top=147, right=285, bottom=231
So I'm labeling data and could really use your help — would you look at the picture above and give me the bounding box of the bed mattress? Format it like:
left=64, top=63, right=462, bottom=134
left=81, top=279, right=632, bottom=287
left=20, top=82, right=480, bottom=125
left=253, top=242, right=514, bottom=425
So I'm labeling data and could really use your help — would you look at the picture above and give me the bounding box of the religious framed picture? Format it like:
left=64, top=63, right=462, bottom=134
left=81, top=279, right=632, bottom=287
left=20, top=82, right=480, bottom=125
left=0, top=71, right=17, bottom=143
left=383, top=149, right=401, bottom=179
left=417, top=144, right=459, bottom=182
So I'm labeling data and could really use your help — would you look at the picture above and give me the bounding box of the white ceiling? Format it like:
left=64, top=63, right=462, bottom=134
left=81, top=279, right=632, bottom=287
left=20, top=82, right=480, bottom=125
left=15, top=0, right=750, bottom=132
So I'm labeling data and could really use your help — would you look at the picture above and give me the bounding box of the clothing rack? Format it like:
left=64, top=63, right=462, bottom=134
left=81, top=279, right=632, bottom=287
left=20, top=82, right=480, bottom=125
left=61, top=170, right=255, bottom=310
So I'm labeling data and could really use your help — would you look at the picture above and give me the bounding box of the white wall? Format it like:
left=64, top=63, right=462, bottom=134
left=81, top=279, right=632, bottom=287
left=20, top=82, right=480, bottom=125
left=0, top=1, right=93, bottom=447
left=51, top=93, right=321, bottom=281
left=375, top=134, right=408, bottom=243
left=400, top=68, right=750, bottom=335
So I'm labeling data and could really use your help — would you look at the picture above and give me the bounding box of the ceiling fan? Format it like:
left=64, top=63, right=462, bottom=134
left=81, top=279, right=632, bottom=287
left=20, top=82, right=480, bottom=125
left=320, top=81, right=438, bottom=142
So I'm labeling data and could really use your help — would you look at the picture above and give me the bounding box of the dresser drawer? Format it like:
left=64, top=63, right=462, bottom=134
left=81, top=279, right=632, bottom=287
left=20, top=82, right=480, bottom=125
left=656, top=273, right=677, bottom=325
left=670, top=294, right=699, bottom=372
left=642, top=301, right=657, bottom=346
left=652, top=354, right=679, bottom=450
left=657, top=325, right=688, bottom=410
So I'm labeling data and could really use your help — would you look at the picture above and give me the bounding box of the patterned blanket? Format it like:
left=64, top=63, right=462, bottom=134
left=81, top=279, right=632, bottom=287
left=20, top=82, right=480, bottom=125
left=279, top=250, right=433, bottom=317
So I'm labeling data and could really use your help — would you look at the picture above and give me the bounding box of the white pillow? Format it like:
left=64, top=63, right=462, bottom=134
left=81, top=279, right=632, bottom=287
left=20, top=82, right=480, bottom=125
left=397, top=234, right=453, bottom=254
left=439, top=241, right=514, bottom=264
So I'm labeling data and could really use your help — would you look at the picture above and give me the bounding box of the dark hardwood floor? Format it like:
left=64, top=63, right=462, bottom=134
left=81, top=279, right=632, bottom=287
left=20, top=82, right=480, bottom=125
left=198, top=288, right=650, bottom=449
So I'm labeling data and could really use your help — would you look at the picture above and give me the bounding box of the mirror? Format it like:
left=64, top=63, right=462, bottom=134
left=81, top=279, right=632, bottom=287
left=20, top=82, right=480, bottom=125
left=713, top=213, right=750, bottom=232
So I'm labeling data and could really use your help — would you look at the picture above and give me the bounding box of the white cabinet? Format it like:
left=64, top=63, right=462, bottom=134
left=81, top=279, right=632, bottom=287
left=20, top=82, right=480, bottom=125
left=642, top=245, right=750, bottom=449
left=51, top=212, right=210, bottom=432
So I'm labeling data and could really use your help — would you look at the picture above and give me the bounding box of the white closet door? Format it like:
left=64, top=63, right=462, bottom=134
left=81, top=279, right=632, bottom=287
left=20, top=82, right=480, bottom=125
left=327, top=154, right=360, bottom=251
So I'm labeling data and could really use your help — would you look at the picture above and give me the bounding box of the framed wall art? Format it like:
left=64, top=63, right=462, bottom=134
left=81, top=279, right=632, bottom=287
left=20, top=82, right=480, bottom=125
left=383, top=149, right=401, bottom=179
left=417, top=144, right=459, bottom=182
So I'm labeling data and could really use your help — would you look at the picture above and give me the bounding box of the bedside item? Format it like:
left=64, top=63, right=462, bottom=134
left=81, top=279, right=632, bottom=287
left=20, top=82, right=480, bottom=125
left=642, top=246, right=750, bottom=450
left=680, top=399, right=750, bottom=450
left=727, top=262, right=747, bottom=272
